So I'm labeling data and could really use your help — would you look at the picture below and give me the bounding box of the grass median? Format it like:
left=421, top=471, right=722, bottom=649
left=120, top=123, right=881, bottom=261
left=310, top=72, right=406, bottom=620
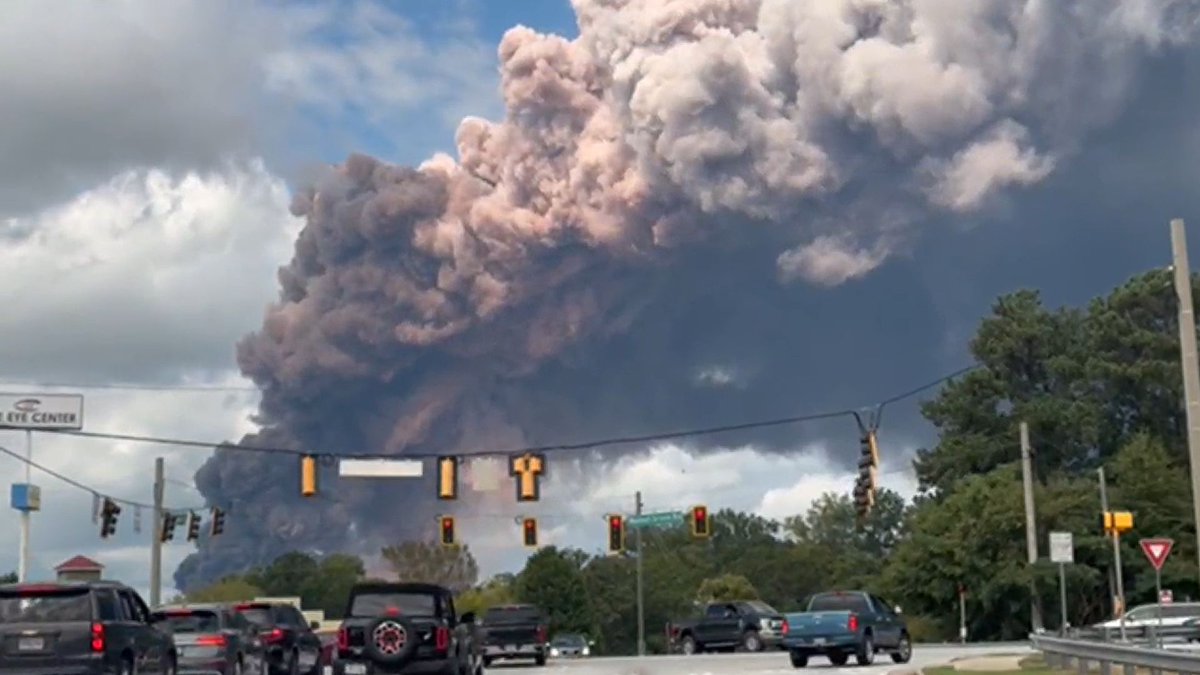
left=924, top=653, right=1156, bottom=675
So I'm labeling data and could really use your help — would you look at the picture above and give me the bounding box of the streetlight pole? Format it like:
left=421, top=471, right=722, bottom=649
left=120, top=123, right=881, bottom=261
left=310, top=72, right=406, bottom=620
left=1170, top=218, right=1200, bottom=588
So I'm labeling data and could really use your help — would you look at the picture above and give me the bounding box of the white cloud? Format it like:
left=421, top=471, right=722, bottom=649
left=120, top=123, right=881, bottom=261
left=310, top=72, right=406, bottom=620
left=0, top=161, right=300, bottom=383
left=0, top=380, right=261, bottom=600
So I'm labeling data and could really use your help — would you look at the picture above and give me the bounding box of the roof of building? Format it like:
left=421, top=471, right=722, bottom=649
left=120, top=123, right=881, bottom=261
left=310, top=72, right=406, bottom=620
left=54, top=555, right=104, bottom=572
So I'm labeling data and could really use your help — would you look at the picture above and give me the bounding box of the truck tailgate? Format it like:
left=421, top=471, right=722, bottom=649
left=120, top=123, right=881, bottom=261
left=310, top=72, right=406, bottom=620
left=785, top=611, right=854, bottom=638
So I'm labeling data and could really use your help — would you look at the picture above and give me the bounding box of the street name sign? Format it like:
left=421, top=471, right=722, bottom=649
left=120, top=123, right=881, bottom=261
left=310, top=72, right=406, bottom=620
left=0, top=393, right=83, bottom=430
left=1141, top=538, right=1174, bottom=570
left=628, top=511, right=683, bottom=529
left=1049, top=531, right=1074, bottom=564
left=338, top=459, right=423, bottom=478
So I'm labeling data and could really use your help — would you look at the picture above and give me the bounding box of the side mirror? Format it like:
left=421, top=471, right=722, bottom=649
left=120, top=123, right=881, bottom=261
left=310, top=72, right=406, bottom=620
left=460, top=612, right=476, bottom=625
left=310, top=621, right=320, bottom=630
left=588, top=640, right=596, bottom=646
left=894, top=606, right=903, bottom=615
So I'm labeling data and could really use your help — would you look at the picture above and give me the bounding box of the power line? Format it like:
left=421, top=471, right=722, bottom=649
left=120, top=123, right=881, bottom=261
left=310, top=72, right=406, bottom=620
left=0, top=444, right=204, bottom=512
left=37, top=363, right=975, bottom=461
left=0, top=381, right=258, bottom=393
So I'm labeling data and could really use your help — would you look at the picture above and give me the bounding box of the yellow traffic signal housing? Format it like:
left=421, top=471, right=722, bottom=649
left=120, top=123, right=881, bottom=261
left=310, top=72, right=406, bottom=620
left=439, top=516, right=456, bottom=547
left=301, top=456, right=317, bottom=497
left=209, top=507, right=226, bottom=537
left=522, top=517, right=538, bottom=547
left=690, top=505, right=711, bottom=538
left=437, top=456, right=458, bottom=500
left=511, top=453, right=546, bottom=502
left=607, top=515, right=626, bottom=554
left=1101, top=510, right=1134, bottom=535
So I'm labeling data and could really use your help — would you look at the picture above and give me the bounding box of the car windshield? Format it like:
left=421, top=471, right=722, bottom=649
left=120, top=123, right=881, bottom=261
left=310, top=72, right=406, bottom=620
left=152, top=609, right=220, bottom=633
left=552, top=634, right=585, bottom=647
left=808, top=593, right=870, bottom=613
left=0, top=587, right=92, bottom=623
left=234, top=606, right=273, bottom=627
left=744, top=601, right=779, bottom=615
left=349, top=593, right=437, bottom=618
left=483, top=606, right=542, bottom=624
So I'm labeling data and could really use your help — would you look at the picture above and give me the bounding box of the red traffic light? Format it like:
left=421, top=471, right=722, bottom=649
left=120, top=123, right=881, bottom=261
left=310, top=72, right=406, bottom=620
left=608, top=515, right=624, bottom=553
left=522, top=517, right=538, bottom=547
left=691, top=505, right=710, bottom=538
left=439, top=516, right=455, bottom=546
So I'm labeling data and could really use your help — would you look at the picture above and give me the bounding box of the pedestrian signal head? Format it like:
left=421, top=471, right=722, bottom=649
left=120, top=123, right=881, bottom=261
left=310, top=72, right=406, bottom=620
left=607, top=515, right=625, bottom=553
left=522, top=517, right=538, bottom=548
left=690, top=505, right=710, bottom=538
left=439, top=516, right=456, bottom=546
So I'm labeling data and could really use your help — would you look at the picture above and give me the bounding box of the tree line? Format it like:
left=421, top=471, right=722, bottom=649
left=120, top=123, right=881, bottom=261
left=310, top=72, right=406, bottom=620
left=179, top=267, right=1200, bottom=650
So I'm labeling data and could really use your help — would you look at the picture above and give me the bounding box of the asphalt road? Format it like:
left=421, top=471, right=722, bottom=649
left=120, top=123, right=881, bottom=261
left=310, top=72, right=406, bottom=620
left=485, top=643, right=1032, bottom=675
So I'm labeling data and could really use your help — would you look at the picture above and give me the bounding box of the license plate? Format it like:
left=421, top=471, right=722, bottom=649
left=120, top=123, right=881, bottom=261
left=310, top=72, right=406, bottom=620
left=343, top=664, right=366, bottom=675
left=17, top=637, right=43, bottom=651
left=813, top=637, right=825, bottom=645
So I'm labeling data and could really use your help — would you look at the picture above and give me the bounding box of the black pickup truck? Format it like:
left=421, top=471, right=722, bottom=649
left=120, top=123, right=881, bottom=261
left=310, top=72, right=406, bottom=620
left=479, top=604, right=549, bottom=666
left=782, top=590, right=912, bottom=668
left=669, top=601, right=787, bottom=654
left=331, top=581, right=481, bottom=675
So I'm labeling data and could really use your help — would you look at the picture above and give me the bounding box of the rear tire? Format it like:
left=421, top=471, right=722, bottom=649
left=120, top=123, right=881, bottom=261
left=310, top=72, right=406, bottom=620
left=534, top=651, right=547, bottom=666
left=828, top=651, right=848, bottom=666
left=789, top=651, right=808, bottom=668
left=742, top=630, right=763, bottom=652
left=891, top=634, right=913, bottom=664
left=680, top=634, right=699, bottom=655
left=855, top=634, right=875, bottom=666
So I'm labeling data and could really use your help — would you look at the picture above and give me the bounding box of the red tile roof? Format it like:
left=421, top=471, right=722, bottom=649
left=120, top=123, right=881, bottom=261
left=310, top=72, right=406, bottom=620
left=54, top=555, right=104, bottom=572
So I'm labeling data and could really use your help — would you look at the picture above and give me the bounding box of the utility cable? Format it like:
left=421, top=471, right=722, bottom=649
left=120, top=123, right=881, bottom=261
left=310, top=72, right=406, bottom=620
left=0, top=380, right=257, bottom=393
left=36, top=363, right=977, bottom=461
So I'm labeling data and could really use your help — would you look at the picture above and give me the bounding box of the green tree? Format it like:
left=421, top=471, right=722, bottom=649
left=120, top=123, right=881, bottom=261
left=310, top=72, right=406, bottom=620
left=516, top=547, right=594, bottom=637
left=244, top=551, right=365, bottom=618
left=185, top=577, right=263, bottom=603
left=457, top=575, right=517, bottom=616
left=0, top=572, right=15, bottom=584
left=696, top=574, right=758, bottom=602
left=381, top=541, right=478, bottom=593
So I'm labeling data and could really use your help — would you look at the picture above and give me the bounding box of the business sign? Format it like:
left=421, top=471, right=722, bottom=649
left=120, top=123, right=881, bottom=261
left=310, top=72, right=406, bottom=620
left=1049, top=531, right=1074, bottom=564
left=0, top=394, right=83, bottom=430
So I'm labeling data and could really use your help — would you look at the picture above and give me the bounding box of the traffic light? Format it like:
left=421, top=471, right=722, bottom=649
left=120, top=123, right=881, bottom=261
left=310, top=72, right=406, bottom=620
left=522, top=517, right=538, bottom=547
left=186, top=511, right=201, bottom=542
left=99, top=498, right=120, bottom=538
left=301, top=456, right=317, bottom=497
left=439, top=516, right=456, bottom=547
left=160, top=512, right=178, bottom=542
left=854, top=432, right=878, bottom=520
left=607, top=514, right=625, bottom=554
left=437, top=457, right=458, bottom=500
left=210, top=508, right=226, bottom=537
left=1101, top=510, right=1134, bottom=535
left=690, top=505, right=710, bottom=538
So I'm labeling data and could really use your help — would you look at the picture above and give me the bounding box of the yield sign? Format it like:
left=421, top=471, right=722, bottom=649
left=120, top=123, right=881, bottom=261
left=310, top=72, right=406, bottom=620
left=1140, top=538, right=1175, bottom=571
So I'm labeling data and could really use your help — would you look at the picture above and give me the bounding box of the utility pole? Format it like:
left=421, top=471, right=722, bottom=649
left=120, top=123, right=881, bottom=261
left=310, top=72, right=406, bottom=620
left=1020, top=422, right=1043, bottom=632
left=1099, top=467, right=1126, bottom=640
left=149, top=457, right=164, bottom=607
left=1170, top=218, right=1200, bottom=589
left=635, top=491, right=645, bottom=657
left=18, top=430, right=32, bottom=582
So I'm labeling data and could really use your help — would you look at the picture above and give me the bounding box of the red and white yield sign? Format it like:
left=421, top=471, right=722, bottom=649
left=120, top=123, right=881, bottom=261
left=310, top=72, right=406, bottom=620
left=1140, top=538, right=1175, bottom=571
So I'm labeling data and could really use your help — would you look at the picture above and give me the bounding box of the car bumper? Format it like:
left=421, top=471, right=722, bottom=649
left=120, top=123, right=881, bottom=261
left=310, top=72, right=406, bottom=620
left=483, top=644, right=544, bottom=658
left=334, top=657, right=455, bottom=674
left=784, top=636, right=859, bottom=652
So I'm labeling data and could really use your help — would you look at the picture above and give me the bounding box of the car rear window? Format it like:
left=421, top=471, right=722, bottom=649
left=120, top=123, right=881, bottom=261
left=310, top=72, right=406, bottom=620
left=234, top=605, right=273, bottom=627
left=483, top=606, right=542, bottom=624
left=0, top=587, right=93, bottom=623
left=808, top=593, right=870, bottom=613
left=349, top=593, right=437, bottom=618
left=153, top=609, right=220, bottom=633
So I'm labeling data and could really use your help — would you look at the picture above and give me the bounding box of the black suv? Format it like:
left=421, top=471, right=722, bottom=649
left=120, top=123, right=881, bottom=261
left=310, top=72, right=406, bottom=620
left=0, top=580, right=177, bottom=674
left=332, top=581, right=481, bottom=675
left=232, top=601, right=323, bottom=675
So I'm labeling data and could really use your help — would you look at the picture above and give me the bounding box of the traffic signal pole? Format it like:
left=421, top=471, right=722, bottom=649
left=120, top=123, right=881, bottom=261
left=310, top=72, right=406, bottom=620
left=17, top=430, right=32, bottom=582
left=149, top=457, right=164, bottom=607
left=1169, top=219, right=1200, bottom=590
left=635, top=491, right=645, bottom=657
left=1019, top=422, right=1043, bottom=633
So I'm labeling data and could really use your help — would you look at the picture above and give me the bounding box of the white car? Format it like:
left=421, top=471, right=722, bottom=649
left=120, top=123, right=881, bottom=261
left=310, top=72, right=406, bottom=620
left=1094, top=602, right=1200, bottom=631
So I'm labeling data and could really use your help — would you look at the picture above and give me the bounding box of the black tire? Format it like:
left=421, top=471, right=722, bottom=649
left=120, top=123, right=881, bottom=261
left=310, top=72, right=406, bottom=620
left=742, top=630, right=763, bottom=652
left=855, top=633, right=875, bottom=666
left=119, top=653, right=135, bottom=675
left=288, top=650, right=299, bottom=675
left=482, top=656, right=493, bottom=667
left=230, top=656, right=243, bottom=675
left=163, top=651, right=177, bottom=675
left=789, top=651, right=808, bottom=668
left=828, top=651, right=848, bottom=666
left=534, top=651, right=547, bottom=666
left=680, top=634, right=699, bottom=655
left=891, top=634, right=913, bottom=664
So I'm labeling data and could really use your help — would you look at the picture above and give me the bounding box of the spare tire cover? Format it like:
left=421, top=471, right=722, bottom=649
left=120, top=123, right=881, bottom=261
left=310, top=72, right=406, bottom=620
left=364, top=617, right=416, bottom=665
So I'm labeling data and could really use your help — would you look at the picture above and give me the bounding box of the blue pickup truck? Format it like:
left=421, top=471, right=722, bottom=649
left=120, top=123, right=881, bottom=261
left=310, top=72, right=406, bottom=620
left=781, top=590, right=912, bottom=668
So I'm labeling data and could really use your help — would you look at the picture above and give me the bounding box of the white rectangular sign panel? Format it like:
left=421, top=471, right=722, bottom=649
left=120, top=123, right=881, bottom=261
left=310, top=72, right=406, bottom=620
left=1049, top=531, right=1074, bottom=564
left=0, top=393, right=84, bottom=430
left=338, top=459, right=424, bottom=478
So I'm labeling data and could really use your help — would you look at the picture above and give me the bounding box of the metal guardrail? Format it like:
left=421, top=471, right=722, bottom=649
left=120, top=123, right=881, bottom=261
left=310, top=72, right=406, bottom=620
left=1033, top=633, right=1200, bottom=673
left=1070, top=625, right=1200, bottom=644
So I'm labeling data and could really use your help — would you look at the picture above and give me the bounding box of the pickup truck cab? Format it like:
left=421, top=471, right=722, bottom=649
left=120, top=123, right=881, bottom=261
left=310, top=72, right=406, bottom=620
left=479, top=604, right=548, bottom=666
left=669, top=601, right=787, bottom=654
left=782, top=590, right=911, bottom=668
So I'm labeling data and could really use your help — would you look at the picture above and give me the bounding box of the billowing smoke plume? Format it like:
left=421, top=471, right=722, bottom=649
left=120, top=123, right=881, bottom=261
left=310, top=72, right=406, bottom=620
left=177, top=0, right=1198, bottom=590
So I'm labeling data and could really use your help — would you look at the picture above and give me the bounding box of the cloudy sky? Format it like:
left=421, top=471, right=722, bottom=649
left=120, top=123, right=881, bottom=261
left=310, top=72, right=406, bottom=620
left=2, top=0, right=1200, bottom=601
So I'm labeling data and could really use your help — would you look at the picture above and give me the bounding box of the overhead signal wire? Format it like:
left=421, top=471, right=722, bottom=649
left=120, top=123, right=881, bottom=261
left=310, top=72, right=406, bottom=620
left=0, top=380, right=259, bottom=393
left=34, top=363, right=980, bottom=461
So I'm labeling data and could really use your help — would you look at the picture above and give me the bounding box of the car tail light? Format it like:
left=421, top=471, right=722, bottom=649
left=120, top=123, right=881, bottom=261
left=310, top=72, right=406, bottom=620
left=782, top=620, right=790, bottom=636
left=195, top=634, right=227, bottom=647
left=536, top=625, right=548, bottom=643
left=847, top=614, right=859, bottom=633
left=337, top=626, right=349, bottom=652
left=435, top=626, right=449, bottom=651
left=263, top=628, right=285, bottom=644
left=90, top=622, right=105, bottom=652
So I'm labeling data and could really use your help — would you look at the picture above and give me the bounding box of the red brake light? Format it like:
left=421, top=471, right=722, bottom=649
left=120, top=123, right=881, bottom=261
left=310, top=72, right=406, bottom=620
left=385, top=606, right=400, bottom=616
left=263, top=628, right=285, bottom=644
left=536, top=625, right=547, bottom=643
left=234, top=604, right=252, bottom=610
left=195, top=634, right=226, bottom=647
left=337, top=626, right=349, bottom=651
left=848, top=614, right=859, bottom=632
left=90, top=622, right=105, bottom=652
left=782, top=620, right=790, bottom=635
left=435, top=626, right=449, bottom=651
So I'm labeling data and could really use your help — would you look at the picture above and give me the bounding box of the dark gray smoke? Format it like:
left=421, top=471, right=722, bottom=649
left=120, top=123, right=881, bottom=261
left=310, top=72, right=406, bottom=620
left=176, top=0, right=1199, bottom=590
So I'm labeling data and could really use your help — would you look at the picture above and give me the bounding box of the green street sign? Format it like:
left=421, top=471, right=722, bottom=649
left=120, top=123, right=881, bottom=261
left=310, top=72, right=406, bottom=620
left=628, top=511, right=684, bottom=529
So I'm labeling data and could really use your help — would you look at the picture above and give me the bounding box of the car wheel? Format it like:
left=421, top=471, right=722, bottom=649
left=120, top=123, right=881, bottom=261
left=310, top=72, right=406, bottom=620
left=119, top=656, right=134, bottom=675
left=891, top=634, right=913, bottom=664
left=789, top=651, right=808, bottom=668
left=534, top=652, right=547, bottom=667
left=289, top=650, right=300, bottom=675
left=742, top=630, right=762, bottom=652
left=680, top=635, right=698, bottom=655
left=855, top=634, right=875, bottom=666
left=231, top=657, right=243, bottom=675
left=828, top=651, right=848, bottom=666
